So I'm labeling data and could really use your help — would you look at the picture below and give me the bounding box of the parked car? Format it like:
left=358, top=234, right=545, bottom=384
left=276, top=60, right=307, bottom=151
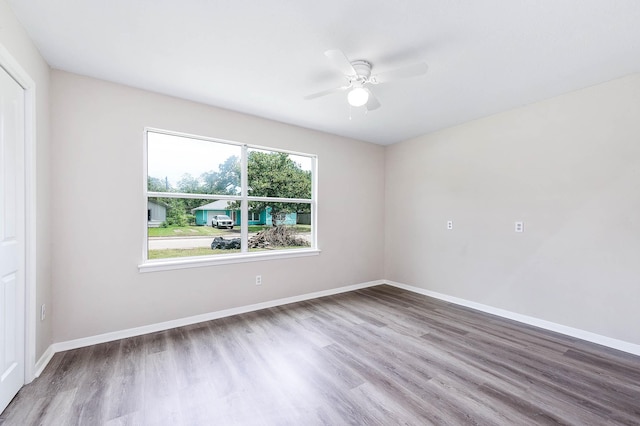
left=211, top=214, right=234, bottom=229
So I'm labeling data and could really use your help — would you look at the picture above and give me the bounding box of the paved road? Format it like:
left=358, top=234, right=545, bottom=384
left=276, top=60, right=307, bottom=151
left=148, top=237, right=217, bottom=249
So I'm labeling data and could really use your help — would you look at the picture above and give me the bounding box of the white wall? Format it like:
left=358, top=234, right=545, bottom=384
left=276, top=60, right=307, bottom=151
left=0, top=0, right=52, bottom=360
left=50, top=70, right=385, bottom=342
left=385, top=73, right=640, bottom=345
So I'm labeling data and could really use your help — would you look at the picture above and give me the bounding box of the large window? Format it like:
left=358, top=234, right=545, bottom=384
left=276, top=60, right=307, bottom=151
left=141, top=129, right=317, bottom=270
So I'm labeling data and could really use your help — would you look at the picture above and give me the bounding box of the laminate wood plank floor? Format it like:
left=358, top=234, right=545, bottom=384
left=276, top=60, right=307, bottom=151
left=2, top=285, right=639, bottom=425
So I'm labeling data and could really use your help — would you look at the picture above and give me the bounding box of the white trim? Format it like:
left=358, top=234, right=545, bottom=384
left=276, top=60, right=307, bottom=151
left=52, top=280, right=383, bottom=353
left=147, top=192, right=312, bottom=204
left=147, top=191, right=242, bottom=200
left=29, top=278, right=640, bottom=376
left=0, top=43, right=38, bottom=383
left=246, top=196, right=312, bottom=203
left=139, top=248, right=321, bottom=273
left=311, top=151, right=318, bottom=251
left=145, top=126, right=317, bottom=158
left=141, top=128, right=149, bottom=265
left=385, top=280, right=640, bottom=357
left=240, top=144, right=248, bottom=253
left=33, top=345, right=54, bottom=378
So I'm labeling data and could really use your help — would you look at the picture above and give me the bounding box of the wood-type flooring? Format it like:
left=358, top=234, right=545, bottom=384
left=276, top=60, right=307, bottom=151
left=1, top=285, right=639, bottom=425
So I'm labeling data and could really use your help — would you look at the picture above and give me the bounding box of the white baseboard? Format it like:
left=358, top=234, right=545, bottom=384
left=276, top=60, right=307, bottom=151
left=35, top=277, right=638, bottom=378
left=51, top=279, right=383, bottom=355
left=33, top=345, right=55, bottom=379
left=385, top=280, right=640, bottom=357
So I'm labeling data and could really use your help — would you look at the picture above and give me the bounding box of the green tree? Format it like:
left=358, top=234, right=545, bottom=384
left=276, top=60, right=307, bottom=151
left=164, top=198, right=189, bottom=226
left=245, top=151, right=311, bottom=226
left=177, top=173, right=202, bottom=194
left=200, top=155, right=241, bottom=195
left=175, top=173, right=207, bottom=214
left=148, top=176, right=171, bottom=192
left=149, top=175, right=195, bottom=226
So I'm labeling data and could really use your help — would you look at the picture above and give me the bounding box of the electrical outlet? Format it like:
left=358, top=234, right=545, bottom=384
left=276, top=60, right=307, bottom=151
left=447, top=220, right=453, bottom=230
left=255, top=275, right=262, bottom=286
left=515, top=221, right=524, bottom=233
left=40, top=304, right=46, bottom=321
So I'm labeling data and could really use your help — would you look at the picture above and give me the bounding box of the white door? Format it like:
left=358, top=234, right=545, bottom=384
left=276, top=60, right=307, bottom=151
left=0, top=65, right=26, bottom=413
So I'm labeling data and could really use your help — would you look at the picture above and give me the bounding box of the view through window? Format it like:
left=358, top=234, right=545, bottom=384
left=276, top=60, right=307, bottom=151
left=145, top=130, right=315, bottom=262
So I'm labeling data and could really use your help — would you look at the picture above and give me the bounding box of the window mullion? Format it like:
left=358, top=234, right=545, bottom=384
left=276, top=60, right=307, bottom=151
left=147, top=191, right=242, bottom=200
left=246, top=196, right=312, bottom=203
left=241, top=144, right=248, bottom=253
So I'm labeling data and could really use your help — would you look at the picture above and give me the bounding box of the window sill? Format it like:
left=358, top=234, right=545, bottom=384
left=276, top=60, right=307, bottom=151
left=138, top=248, right=321, bottom=273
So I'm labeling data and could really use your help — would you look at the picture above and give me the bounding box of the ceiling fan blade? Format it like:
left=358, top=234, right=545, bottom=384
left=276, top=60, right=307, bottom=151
left=303, top=85, right=349, bottom=100
left=370, top=62, right=428, bottom=84
left=324, top=49, right=357, bottom=76
left=365, top=88, right=381, bottom=111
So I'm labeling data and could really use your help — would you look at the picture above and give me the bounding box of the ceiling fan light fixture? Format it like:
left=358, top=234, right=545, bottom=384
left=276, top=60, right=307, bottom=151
left=347, top=87, right=369, bottom=107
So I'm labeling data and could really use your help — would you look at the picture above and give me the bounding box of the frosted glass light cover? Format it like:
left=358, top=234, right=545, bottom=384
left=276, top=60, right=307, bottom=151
left=347, top=87, right=369, bottom=107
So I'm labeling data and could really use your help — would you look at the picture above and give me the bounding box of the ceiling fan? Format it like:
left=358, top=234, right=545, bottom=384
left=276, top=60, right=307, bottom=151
left=304, top=49, right=428, bottom=111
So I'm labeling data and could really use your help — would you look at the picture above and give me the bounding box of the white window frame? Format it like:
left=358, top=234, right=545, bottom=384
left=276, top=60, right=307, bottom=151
left=139, top=128, right=319, bottom=272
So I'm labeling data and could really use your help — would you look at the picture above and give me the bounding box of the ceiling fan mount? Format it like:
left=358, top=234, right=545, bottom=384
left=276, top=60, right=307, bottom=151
left=304, top=49, right=428, bottom=111
left=350, top=60, right=372, bottom=81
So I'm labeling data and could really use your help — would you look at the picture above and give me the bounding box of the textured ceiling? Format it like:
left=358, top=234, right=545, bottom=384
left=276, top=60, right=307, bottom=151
left=8, top=0, right=640, bottom=145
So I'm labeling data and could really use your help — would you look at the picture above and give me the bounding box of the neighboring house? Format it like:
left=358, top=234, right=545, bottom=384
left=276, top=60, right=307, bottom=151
left=147, top=200, right=167, bottom=227
left=192, top=200, right=296, bottom=226
left=191, top=200, right=238, bottom=226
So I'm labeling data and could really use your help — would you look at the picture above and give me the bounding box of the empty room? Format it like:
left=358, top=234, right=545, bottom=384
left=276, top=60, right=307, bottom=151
left=1, top=0, right=639, bottom=424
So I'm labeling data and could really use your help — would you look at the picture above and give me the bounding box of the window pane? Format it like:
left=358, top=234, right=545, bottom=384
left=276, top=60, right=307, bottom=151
left=247, top=148, right=312, bottom=199
left=248, top=202, right=312, bottom=252
left=148, top=131, right=241, bottom=195
left=148, top=197, right=241, bottom=259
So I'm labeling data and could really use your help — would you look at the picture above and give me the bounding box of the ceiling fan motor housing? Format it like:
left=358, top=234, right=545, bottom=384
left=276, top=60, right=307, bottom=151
left=351, top=60, right=372, bottom=79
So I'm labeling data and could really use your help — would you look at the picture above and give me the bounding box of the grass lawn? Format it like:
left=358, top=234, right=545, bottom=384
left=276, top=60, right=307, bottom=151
left=148, top=245, right=309, bottom=259
left=148, top=226, right=224, bottom=237
left=148, top=247, right=239, bottom=259
left=148, top=224, right=311, bottom=237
